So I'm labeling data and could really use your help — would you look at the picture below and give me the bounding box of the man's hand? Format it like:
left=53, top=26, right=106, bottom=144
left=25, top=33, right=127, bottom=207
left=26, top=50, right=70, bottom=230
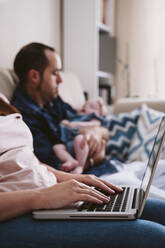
left=79, top=126, right=109, bottom=157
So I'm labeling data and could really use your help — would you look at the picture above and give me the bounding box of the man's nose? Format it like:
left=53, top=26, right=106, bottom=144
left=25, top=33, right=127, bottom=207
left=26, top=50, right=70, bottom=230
left=57, top=73, right=63, bottom=84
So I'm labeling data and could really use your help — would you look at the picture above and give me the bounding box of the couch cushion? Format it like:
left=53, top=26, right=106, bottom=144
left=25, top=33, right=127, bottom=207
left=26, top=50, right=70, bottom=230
left=114, top=97, right=165, bottom=114
left=59, top=72, right=85, bottom=110
left=0, top=92, right=10, bottom=103
left=127, top=104, right=165, bottom=162
left=0, top=68, right=19, bottom=100
left=105, top=108, right=141, bottom=162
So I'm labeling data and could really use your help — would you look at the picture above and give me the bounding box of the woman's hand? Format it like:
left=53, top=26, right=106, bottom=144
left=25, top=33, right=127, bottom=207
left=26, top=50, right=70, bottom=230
left=0, top=171, right=122, bottom=221
left=54, top=170, right=123, bottom=197
left=35, top=179, right=111, bottom=210
left=71, top=174, right=123, bottom=195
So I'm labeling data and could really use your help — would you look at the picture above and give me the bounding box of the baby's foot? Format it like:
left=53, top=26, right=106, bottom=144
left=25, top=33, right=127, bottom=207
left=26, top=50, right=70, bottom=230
left=70, top=165, right=83, bottom=174
left=61, top=160, right=79, bottom=172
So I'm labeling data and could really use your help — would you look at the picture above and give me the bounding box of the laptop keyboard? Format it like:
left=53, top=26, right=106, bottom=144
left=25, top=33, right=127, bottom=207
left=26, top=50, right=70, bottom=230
left=78, top=187, right=130, bottom=212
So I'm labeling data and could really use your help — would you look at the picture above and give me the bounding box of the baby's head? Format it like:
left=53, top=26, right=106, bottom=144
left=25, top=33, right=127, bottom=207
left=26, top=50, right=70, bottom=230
left=82, top=97, right=107, bottom=116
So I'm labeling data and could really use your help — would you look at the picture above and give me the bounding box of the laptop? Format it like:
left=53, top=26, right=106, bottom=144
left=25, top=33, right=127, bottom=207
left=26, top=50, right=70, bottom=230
left=33, top=116, right=165, bottom=220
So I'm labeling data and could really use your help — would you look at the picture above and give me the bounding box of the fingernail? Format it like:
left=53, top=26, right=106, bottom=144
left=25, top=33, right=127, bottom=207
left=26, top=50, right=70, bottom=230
left=110, top=190, right=115, bottom=194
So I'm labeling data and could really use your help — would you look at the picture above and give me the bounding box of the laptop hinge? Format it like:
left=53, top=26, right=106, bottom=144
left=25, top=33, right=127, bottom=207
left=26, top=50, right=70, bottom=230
left=138, top=189, right=145, bottom=208
left=132, top=188, right=144, bottom=209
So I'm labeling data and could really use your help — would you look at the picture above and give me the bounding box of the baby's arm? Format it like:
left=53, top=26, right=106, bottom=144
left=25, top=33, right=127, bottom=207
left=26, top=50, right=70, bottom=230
left=97, top=97, right=108, bottom=116
left=61, top=119, right=101, bottom=129
left=72, top=135, right=89, bottom=174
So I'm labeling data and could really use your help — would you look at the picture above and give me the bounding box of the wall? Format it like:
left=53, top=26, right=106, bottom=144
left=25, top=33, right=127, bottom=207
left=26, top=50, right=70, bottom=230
left=0, top=0, right=61, bottom=68
left=115, top=0, right=165, bottom=99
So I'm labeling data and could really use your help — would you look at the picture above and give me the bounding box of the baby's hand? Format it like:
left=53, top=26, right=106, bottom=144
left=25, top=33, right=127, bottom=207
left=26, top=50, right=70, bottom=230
left=61, top=120, right=70, bottom=127
left=61, top=120, right=76, bottom=129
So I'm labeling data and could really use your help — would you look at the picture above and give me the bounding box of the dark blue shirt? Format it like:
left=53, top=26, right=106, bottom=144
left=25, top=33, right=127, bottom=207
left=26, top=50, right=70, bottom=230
left=11, top=84, right=80, bottom=169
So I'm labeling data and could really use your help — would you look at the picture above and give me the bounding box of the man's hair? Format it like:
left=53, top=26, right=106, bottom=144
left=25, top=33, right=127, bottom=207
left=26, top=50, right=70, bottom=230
left=14, top=42, right=55, bottom=83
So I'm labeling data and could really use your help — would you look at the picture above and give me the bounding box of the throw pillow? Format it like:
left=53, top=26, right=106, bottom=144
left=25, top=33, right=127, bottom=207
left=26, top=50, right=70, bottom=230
left=127, top=104, right=165, bottom=162
left=105, top=108, right=141, bottom=162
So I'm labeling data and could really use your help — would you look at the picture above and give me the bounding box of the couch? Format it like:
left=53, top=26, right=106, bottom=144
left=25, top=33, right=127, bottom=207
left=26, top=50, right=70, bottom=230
left=1, top=67, right=165, bottom=163
left=1, top=68, right=165, bottom=247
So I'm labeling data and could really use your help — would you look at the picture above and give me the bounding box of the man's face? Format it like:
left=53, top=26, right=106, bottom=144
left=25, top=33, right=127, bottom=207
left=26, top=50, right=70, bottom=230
left=39, top=50, right=62, bottom=104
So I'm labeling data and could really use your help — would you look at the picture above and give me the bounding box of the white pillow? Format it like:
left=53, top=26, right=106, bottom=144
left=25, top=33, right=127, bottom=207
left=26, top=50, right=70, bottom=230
left=0, top=68, right=19, bottom=100
left=127, top=104, right=165, bottom=162
left=0, top=92, right=10, bottom=103
left=59, top=72, right=85, bottom=110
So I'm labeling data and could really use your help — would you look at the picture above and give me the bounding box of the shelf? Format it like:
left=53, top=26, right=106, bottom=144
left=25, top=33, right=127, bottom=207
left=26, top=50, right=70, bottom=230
left=97, top=71, right=114, bottom=85
left=99, top=83, right=112, bottom=105
left=97, top=70, right=111, bottom=79
left=98, top=22, right=112, bottom=34
left=63, top=0, right=115, bottom=100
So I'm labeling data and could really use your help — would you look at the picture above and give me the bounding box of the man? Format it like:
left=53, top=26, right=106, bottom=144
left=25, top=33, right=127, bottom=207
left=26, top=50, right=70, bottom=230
left=11, top=42, right=115, bottom=175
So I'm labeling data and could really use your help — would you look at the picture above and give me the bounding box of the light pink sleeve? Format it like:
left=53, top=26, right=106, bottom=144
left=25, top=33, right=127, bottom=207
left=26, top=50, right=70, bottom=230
left=0, top=114, right=57, bottom=191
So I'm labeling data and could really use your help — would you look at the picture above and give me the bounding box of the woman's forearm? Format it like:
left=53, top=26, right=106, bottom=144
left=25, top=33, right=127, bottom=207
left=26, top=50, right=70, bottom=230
left=38, top=161, right=76, bottom=183
left=0, top=190, right=39, bottom=222
left=0, top=173, right=121, bottom=222
left=39, top=161, right=75, bottom=182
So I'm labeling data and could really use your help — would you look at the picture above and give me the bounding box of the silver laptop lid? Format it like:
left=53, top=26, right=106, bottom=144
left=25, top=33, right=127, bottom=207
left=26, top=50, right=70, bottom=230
left=137, top=116, right=165, bottom=217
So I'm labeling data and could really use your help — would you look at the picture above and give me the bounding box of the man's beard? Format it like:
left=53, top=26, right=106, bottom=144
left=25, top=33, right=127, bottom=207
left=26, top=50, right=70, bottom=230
left=36, top=78, right=43, bottom=91
left=36, top=78, right=59, bottom=101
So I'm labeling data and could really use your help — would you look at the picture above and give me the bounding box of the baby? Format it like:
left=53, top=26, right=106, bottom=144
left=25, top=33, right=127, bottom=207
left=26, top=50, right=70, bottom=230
left=53, top=97, right=109, bottom=174
left=53, top=126, right=110, bottom=174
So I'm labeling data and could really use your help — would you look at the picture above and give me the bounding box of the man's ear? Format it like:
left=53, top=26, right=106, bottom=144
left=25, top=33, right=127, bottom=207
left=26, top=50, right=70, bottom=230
left=28, top=69, right=40, bottom=85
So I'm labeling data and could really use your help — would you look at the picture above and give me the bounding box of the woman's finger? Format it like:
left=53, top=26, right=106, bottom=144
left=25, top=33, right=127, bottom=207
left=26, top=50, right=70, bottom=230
left=78, top=183, right=110, bottom=199
left=94, top=178, right=123, bottom=194
left=78, top=188, right=110, bottom=202
left=79, top=175, right=123, bottom=194
left=78, top=194, right=104, bottom=205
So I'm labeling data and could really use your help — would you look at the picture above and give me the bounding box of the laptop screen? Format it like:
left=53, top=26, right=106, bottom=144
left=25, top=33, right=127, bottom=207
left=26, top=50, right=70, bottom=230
left=139, top=116, right=165, bottom=204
